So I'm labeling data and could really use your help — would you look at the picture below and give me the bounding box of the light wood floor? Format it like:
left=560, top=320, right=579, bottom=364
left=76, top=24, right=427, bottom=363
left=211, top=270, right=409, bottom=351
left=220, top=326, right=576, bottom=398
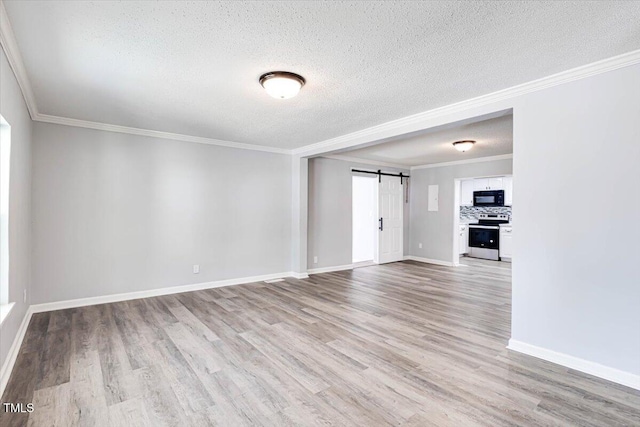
left=2, top=259, right=639, bottom=426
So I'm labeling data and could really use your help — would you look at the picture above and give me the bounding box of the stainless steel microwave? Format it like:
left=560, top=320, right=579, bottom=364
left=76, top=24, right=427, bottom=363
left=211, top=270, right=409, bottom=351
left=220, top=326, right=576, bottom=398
left=473, top=190, right=505, bottom=207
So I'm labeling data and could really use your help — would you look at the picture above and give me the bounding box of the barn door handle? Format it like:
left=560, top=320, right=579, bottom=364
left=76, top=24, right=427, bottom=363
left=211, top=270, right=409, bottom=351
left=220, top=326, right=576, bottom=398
left=379, top=217, right=384, bottom=231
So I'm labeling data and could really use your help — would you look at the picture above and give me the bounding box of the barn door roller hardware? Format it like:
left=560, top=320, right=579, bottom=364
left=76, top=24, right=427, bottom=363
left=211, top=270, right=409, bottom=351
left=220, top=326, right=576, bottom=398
left=351, top=169, right=410, bottom=184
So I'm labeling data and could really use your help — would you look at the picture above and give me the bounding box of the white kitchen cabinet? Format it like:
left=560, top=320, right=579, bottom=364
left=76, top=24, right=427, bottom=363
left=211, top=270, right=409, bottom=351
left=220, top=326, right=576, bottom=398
left=488, top=177, right=503, bottom=190
left=473, top=177, right=503, bottom=191
left=473, top=178, right=489, bottom=191
left=503, top=176, right=513, bottom=206
left=459, top=224, right=469, bottom=255
left=500, top=226, right=513, bottom=261
left=460, top=180, right=474, bottom=206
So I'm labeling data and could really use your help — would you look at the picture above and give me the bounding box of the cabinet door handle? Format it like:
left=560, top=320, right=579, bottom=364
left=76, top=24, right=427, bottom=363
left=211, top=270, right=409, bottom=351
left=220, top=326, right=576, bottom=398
left=379, top=217, right=383, bottom=231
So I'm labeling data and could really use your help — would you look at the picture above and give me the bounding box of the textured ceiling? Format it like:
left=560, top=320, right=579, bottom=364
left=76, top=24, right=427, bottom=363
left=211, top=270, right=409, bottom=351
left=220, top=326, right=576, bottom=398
left=4, top=1, right=640, bottom=150
left=340, top=114, right=513, bottom=167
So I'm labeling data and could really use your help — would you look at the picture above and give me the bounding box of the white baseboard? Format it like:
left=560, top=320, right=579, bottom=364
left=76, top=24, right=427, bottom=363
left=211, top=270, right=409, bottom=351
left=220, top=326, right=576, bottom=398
left=0, top=302, right=16, bottom=326
left=507, top=339, right=640, bottom=391
left=2, top=270, right=309, bottom=398
left=403, top=255, right=455, bottom=267
left=0, top=306, right=33, bottom=398
left=352, top=260, right=376, bottom=269
left=289, top=272, right=309, bottom=279
left=307, top=264, right=353, bottom=275
left=30, top=271, right=297, bottom=314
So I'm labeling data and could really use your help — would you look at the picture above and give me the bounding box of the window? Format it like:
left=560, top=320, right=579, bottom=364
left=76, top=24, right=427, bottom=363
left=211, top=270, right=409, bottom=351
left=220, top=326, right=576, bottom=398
left=0, top=115, right=12, bottom=324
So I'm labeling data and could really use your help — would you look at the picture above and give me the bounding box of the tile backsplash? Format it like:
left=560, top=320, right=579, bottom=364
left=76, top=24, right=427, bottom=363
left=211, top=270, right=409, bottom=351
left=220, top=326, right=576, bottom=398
left=460, top=206, right=512, bottom=222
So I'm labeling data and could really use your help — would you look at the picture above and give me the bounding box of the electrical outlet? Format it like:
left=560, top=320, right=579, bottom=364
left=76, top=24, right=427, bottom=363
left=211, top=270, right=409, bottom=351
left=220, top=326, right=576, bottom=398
left=418, top=243, right=422, bottom=249
left=313, top=256, right=318, bottom=264
left=193, top=264, right=200, bottom=274
left=23, top=289, right=27, bottom=303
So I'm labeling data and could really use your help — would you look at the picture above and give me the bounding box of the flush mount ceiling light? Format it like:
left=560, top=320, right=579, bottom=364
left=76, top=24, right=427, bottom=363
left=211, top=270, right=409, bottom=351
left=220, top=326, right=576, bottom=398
left=453, top=140, right=476, bottom=152
left=259, top=71, right=305, bottom=99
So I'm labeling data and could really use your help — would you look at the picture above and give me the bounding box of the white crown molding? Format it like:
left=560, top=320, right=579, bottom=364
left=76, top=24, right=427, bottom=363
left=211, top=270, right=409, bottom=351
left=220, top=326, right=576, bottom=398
left=508, top=339, right=640, bottom=391
left=35, top=114, right=291, bottom=154
left=293, top=49, right=640, bottom=157
left=3, top=0, right=639, bottom=157
left=322, top=154, right=410, bottom=170
left=0, top=305, right=33, bottom=398
left=0, top=2, right=289, bottom=155
left=411, top=154, right=513, bottom=170
left=0, top=0, right=38, bottom=119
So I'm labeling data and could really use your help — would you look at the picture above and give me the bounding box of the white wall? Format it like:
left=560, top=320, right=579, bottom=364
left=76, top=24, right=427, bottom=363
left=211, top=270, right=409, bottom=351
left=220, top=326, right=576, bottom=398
left=0, top=48, right=32, bottom=368
left=409, top=158, right=513, bottom=263
left=0, top=118, right=10, bottom=305
left=352, top=176, right=376, bottom=263
left=308, top=157, right=409, bottom=269
left=290, top=157, right=308, bottom=275
left=31, top=122, right=292, bottom=304
left=511, top=63, right=640, bottom=377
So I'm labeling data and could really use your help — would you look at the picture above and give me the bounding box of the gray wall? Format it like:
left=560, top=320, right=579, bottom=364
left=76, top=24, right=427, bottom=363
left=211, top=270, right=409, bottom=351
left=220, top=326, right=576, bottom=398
left=512, top=63, right=640, bottom=375
left=290, top=157, right=308, bottom=274
left=307, top=157, right=409, bottom=269
left=31, top=122, right=292, bottom=304
left=305, top=64, right=640, bottom=379
left=409, top=159, right=513, bottom=262
left=3, top=43, right=639, bottom=385
left=0, top=48, right=32, bottom=367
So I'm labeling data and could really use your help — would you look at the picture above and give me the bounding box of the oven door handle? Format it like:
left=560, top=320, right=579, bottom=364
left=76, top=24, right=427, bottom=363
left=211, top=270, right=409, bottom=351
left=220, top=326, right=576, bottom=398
left=469, top=225, right=500, bottom=229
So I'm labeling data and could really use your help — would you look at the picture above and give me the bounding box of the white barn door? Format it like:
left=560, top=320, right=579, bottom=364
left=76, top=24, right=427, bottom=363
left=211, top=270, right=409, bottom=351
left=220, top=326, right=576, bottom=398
left=377, top=175, right=403, bottom=264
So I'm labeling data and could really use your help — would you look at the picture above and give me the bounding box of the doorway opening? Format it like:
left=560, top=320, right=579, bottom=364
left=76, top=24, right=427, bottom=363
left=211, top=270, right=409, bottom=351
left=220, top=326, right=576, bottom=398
left=454, top=174, right=513, bottom=267
left=352, top=175, right=377, bottom=264
left=352, top=173, right=405, bottom=266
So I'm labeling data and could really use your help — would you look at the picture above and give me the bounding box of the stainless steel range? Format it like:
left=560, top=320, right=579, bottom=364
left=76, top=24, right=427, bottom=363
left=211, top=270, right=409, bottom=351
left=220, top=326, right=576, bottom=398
left=468, top=214, right=510, bottom=261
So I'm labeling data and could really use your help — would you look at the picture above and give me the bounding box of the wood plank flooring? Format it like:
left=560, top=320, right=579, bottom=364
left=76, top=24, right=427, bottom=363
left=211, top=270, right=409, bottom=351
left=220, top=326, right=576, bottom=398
left=2, top=259, right=639, bottom=426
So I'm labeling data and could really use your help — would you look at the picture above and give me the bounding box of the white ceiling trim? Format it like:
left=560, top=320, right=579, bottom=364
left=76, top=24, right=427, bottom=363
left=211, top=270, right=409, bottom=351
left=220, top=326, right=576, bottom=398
left=2, top=0, right=639, bottom=157
left=0, top=0, right=38, bottom=119
left=35, top=114, right=290, bottom=154
left=0, top=0, right=288, bottom=155
left=322, top=154, right=409, bottom=170
left=411, top=154, right=513, bottom=171
left=293, top=49, right=640, bottom=157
